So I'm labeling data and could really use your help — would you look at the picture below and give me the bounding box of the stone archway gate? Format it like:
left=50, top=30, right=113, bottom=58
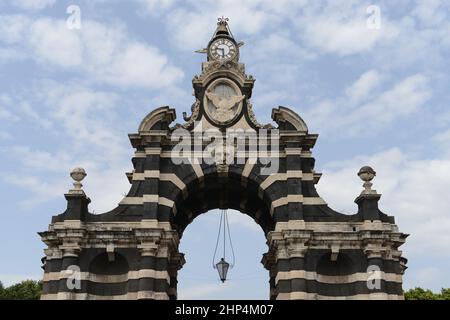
left=39, top=19, right=407, bottom=300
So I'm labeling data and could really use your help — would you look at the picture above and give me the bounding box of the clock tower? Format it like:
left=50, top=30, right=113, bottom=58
left=184, top=17, right=268, bottom=130
left=207, top=17, right=239, bottom=61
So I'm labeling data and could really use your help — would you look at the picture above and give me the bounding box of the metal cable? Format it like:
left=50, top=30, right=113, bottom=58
left=212, top=209, right=236, bottom=269
left=212, top=210, right=223, bottom=269
left=225, top=210, right=236, bottom=268
left=223, top=209, right=226, bottom=259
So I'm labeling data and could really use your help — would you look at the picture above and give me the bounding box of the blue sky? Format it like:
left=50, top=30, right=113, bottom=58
left=0, top=0, right=450, bottom=299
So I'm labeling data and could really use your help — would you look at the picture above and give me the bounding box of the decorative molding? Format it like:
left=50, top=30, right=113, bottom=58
left=194, top=60, right=248, bottom=84
left=276, top=292, right=404, bottom=300
left=41, top=292, right=170, bottom=301
left=43, top=269, right=170, bottom=283
left=173, top=99, right=201, bottom=130
left=275, top=270, right=402, bottom=284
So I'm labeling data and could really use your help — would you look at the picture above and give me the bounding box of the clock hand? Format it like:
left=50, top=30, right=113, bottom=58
left=218, top=48, right=225, bottom=58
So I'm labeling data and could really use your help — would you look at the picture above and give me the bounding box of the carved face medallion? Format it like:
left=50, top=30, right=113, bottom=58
left=203, top=78, right=244, bottom=125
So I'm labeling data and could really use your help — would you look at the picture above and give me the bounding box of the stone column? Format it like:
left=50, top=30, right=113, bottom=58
left=142, top=145, right=161, bottom=221
left=364, top=247, right=388, bottom=299
left=261, top=252, right=277, bottom=300
left=266, top=230, right=311, bottom=300
left=41, top=247, right=63, bottom=299
left=137, top=242, right=160, bottom=300
left=57, top=246, right=81, bottom=300
left=167, top=252, right=186, bottom=300
left=136, top=230, right=176, bottom=300
left=285, top=147, right=304, bottom=221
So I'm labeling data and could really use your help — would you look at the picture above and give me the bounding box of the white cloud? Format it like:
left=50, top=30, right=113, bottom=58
left=345, top=70, right=383, bottom=103
left=43, top=84, right=124, bottom=152
left=200, top=210, right=262, bottom=233
left=253, top=91, right=289, bottom=111
left=29, top=18, right=83, bottom=67
left=19, top=101, right=53, bottom=129
left=293, top=1, right=449, bottom=63
left=433, top=129, right=450, bottom=156
left=299, top=13, right=398, bottom=56
left=0, top=94, right=19, bottom=122
left=137, top=0, right=175, bottom=15
left=83, top=166, right=132, bottom=214
left=0, top=14, right=30, bottom=44
left=148, top=0, right=399, bottom=56
left=3, top=152, right=131, bottom=213
left=9, top=146, right=76, bottom=173
left=4, top=174, right=67, bottom=209
left=0, top=15, right=184, bottom=89
left=7, top=80, right=126, bottom=155
left=100, top=42, right=183, bottom=88
left=246, top=31, right=316, bottom=65
left=0, top=47, right=27, bottom=63
left=0, top=15, right=30, bottom=61
left=11, top=0, right=55, bottom=11
left=0, top=106, right=15, bottom=121
left=159, top=0, right=285, bottom=50
left=226, top=211, right=261, bottom=232
left=3, top=143, right=131, bottom=212
left=0, top=131, right=11, bottom=140
left=411, top=0, right=448, bottom=28
left=370, top=2, right=450, bottom=69
left=404, top=267, right=445, bottom=291
left=347, top=74, right=430, bottom=127
left=305, top=73, right=431, bottom=137
left=1, top=81, right=134, bottom=212
left=145, top=0, right=450, bottom=74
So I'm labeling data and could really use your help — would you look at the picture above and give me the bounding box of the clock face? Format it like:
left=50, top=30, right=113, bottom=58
left=209, top=38, right=237, bottom=60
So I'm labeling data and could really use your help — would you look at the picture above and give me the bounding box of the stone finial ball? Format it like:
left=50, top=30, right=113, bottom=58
left=70, top=167, right=87, bottom=182
left=358, top=166, right=376, bottom=182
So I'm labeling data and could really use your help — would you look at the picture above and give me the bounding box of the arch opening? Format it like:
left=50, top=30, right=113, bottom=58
left=177, top=209, right=270, bottom=300
left=169, top=170, right=275, bottom=299
left=87, top=252, right=130, bottom=297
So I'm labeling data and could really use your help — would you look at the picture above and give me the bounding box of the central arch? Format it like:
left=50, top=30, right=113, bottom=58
left=171, top=167, right=275, bottom=236
left=167, top=168, right=275, bottom=299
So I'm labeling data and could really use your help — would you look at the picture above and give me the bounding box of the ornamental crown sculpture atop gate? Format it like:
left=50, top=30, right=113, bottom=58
left=39, top=18, right=408, bottom=300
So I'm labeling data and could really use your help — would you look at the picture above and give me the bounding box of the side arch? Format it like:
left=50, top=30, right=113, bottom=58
left=272, top=106, right=309, bottom=132
left=138, top=106, right=176, bottom=132
left=87, top=252, right=130, bottom=298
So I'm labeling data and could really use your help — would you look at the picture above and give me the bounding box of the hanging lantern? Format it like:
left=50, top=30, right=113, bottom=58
left=212, top=209, right=235, bottom=283
left=216, top=258, right=230, bottom=283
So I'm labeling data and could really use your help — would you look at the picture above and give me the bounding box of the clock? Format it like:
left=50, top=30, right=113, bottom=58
left=209, top=38, right=237, bottom=60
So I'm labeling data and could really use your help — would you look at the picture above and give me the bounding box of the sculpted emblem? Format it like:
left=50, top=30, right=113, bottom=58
left=204, top=78, right=244, bottom=125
